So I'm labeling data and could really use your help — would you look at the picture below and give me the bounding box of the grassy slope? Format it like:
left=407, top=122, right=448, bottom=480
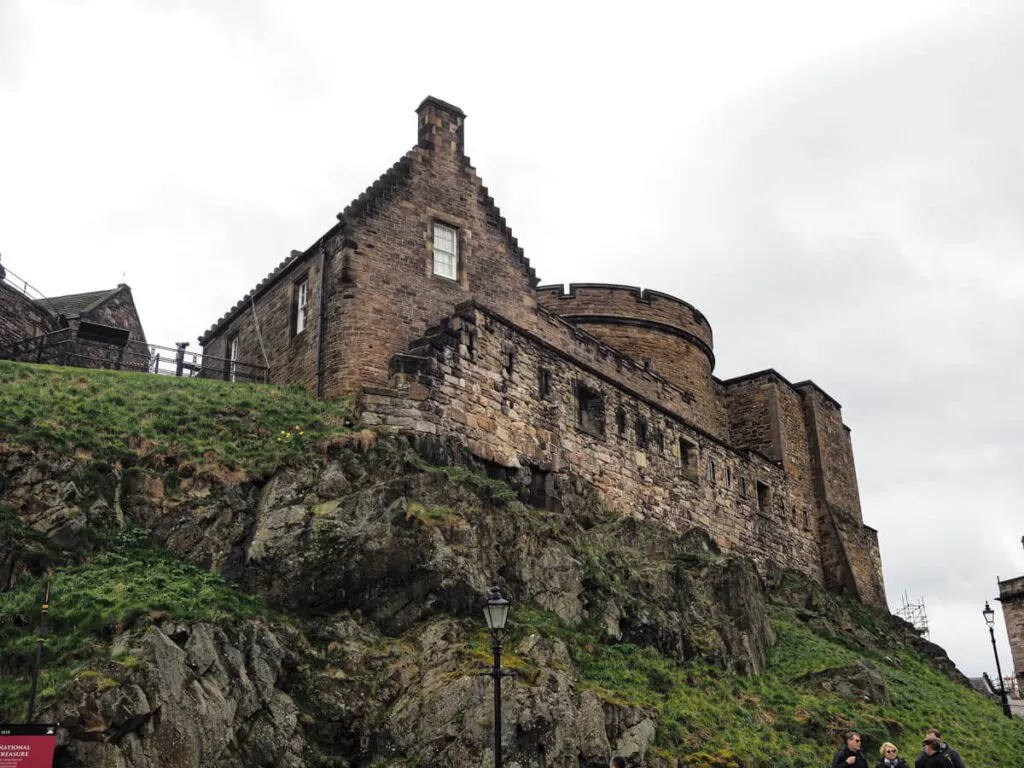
left=0, top=360, right=354, bottom=477
left=1, top=361, right=1023, bottom=767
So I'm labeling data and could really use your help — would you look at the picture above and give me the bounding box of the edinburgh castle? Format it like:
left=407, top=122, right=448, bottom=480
left=199, top=97, right=887, bottom=610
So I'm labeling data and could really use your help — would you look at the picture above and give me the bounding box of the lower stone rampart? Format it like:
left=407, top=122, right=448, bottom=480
left=358, top=303, right=826, bottom=587
left=0, top=281, right=59, bottom=350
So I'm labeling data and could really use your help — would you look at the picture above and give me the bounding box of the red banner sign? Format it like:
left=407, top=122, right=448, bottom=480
left=0, top=726, right=56, bottom=768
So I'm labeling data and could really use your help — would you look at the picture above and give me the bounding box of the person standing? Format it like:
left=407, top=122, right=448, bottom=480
left=918, top=739, right=956, bottom=767
left=914, top=729, right=964, bottom=768
left=877, top=742, right=910, bottom=768
left=832, top=732, right=869, bottom=768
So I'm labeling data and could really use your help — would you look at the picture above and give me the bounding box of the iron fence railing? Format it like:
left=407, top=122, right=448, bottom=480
left=0, top=266, right=63, bottom=316
left=0, top=331, right=269, bottom=384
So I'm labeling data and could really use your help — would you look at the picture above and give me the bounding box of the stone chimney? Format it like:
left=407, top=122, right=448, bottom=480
left=416, top=96, right=466, bottom=156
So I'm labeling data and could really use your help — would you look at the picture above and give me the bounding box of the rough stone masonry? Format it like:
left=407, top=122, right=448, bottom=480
left=199, top=96, right=887, bottom=610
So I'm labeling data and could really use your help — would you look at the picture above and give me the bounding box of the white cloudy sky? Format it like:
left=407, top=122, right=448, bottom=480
left=2, top=0, right=1023, bottom=680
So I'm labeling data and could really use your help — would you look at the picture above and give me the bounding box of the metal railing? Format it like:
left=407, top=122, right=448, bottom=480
left=0, top=331, right=269, bottom=384
left=0, top=265, right=62, bottom=316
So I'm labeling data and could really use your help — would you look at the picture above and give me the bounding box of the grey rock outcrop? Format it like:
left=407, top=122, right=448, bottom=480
left=42, top=621, right=303, bottom=768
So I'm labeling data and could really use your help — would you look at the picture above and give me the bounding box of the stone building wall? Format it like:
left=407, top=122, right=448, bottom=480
left=201, top=251, right=323, bottom=389
left=723, top=372, right=818, bottom=530
left=360, top=303, right=825, bottom=586
left=318, top=98, right=540, bottom=399
left=80, top=287, right=148, bottom=344
left=0, top=281, right=59, bottom=350
left=998, top=576, right=1024, bottom=686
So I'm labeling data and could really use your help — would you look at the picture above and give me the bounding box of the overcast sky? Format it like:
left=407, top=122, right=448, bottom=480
left=2, top=0, right=1022, bottom=681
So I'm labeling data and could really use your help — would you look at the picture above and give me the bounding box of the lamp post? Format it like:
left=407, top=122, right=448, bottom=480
left=983, top=601, right=1013, bottom=718
left=483, top=583, right=511, bottom=768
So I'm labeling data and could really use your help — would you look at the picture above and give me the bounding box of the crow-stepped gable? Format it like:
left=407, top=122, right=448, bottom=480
left=199, top=96, right=888, bottom=609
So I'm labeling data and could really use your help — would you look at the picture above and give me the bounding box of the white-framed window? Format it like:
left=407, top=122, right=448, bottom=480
left=227, top=335, right=239, bottom=382
left=432, top=222, right=458, bottom=280
left=294, top=278, right=309, bottom=335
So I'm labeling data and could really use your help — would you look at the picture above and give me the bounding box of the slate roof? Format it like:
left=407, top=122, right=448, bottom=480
left=45, top=287, right=123, bottom=317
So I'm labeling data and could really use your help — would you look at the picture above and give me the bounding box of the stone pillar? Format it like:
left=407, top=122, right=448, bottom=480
left=998, top=574, right=1024, bottom=690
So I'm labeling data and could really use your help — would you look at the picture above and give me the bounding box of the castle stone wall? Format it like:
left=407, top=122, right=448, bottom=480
left=537, top=284, right=725, bottom=438
left=0, top=281, right=58, bottom=350
left=360, top=304, right=825, bottom=585
left=999, top=576, right=1024, bottom=685
left=202, top=251, right=321, bottom=390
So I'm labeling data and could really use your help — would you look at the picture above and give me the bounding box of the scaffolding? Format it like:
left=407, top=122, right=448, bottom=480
left=895, top=591, right=930, bottom=639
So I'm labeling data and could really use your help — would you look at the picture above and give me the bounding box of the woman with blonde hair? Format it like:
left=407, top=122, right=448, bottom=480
left=877, top=742, right=909, bottom=768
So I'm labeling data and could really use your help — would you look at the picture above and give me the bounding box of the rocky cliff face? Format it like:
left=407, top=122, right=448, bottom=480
left=0, top=434, right=967, bottom=767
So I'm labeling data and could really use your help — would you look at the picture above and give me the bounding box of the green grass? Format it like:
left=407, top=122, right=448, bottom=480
left=507, top=608, right=1024, bottom=768
left=0, top=360, right=354, bottom=477
left=2, top=360, right=1023, bottom=766
left=0, top=526, right=267, bottom=720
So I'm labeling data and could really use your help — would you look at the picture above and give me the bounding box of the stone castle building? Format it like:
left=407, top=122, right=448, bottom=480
left=998, top=540, right=1024, bottom=688
left=199, top=97, right=888, bottom=609
left=0, top=269, right=147, bottom=369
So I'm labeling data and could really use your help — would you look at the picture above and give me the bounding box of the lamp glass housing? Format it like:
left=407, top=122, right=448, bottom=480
left=983, top=601, right=995, bottom=628
left=484, top=585, right=510, bottom=632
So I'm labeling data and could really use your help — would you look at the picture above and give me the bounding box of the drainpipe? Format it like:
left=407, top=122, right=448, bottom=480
left=314, top=237, right=328, bottom=399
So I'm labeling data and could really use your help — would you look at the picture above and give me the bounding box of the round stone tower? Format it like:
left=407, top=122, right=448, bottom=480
left=536, top=283, right=716, bottom=425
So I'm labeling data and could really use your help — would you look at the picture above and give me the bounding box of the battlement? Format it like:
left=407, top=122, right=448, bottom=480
left=537, top=283, right=713, bottom=353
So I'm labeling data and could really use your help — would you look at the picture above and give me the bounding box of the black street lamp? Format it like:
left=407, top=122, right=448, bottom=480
left=483, top=583, right=512, bottom=768
left=983, top=601, right=1013, bottom=718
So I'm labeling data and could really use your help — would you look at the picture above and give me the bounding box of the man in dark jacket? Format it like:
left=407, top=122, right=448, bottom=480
left=918, top=739, right=957, bottom=767
left=914, top=729, right=964, bottom=768
left=832, top=732, right=869, bottom=768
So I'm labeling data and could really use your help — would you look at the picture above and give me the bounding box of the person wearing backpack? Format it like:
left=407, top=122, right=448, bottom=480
left=832, top=732, right=869, bottom=768
left=914, top=729, right=964, bottom=768
left=918, top=739, right=957, bottom=768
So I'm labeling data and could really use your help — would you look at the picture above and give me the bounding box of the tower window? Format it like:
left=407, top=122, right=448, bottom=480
left=577, top=383, right=605, bottom=438
left=756, top=481, right=771, bottom=514
left=616, top=407, right=627, bottom=438
left=635, top=418, right=648, bottom=449
left=679, top=437, right=698, bottom=480
left=538, top=367, right=553, bottom=400
left=708, top=458, right=717, bottom=484
left=432, top=222, right=458, bottom=280
left=740, top=476, right=748, bottom=498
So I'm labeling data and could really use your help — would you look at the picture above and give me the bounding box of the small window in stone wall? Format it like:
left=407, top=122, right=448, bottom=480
left=653, top=429, right=664, bottom=454
left=538, top=366, right=553, bottom=400
left=708, top=458, right=717, bottom=484
left=635, top=418, right=648, bottom=448
left=226, top=335, right=239, bottom=382
left=725, top=467, right=732, bottom=488
left=616, top=407, right=627, bottom=438
left=505, top=350, right=515, bottom=377
left=803, top=508, right=810, bottom=530
left=756, top=481, right=771, bottom=514
left=432, top=222, right=459, bottom=280
left=740, top=476, right=748, bottom=498
left=292, top=276, right=309, bottom=336
left=679, top=438, right=698, bottom=480
left=577, top=383, right=605, bottom=438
